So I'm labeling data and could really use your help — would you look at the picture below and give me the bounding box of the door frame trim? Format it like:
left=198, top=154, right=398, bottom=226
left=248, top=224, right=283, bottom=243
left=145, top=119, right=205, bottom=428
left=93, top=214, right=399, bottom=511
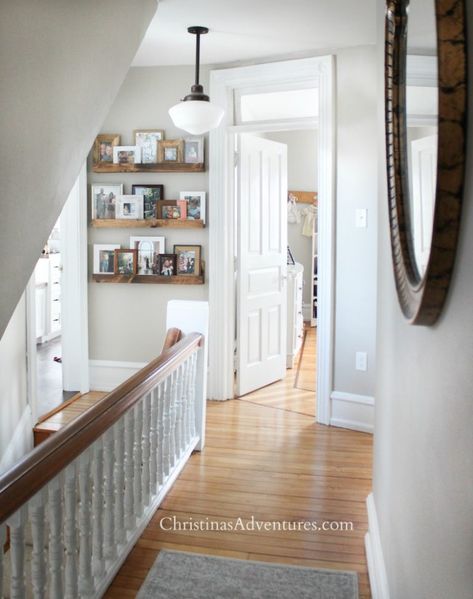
left=208, top=55, right=335, bottom=425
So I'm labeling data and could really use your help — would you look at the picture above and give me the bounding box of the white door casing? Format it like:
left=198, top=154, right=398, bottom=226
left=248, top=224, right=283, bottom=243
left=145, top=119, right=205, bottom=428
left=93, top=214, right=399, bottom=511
left=208, top=56, right=335, bottom=426
left=236, top=135, right=287, bottom=396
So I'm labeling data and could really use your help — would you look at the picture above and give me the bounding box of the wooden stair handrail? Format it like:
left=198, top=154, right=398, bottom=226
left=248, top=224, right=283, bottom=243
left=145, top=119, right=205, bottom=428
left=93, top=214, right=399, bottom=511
left=0, top=331, right=203, bottom=526
left=162, top=327, right=182, bottom=351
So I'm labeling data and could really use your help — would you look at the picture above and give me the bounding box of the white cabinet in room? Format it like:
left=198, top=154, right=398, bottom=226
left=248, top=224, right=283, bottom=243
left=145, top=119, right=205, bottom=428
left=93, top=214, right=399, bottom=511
left=286, top=262, right=304, bottom=369
left=35, top=253, right=62, bottom=343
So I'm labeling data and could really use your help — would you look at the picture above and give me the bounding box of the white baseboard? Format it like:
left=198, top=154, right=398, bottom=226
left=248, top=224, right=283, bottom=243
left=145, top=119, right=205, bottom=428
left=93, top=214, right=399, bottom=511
left=0, top=406, right=34, bottom=475
left=330, top=391, right=374, bottom=433
left=89, top=360, right=147, bottom=392
left=365, top=493, right=390, bottom=599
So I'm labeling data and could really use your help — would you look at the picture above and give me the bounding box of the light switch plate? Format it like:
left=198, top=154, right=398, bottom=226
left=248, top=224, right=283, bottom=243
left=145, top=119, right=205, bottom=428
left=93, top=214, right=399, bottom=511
left=355, top=351, right=368, bottom=371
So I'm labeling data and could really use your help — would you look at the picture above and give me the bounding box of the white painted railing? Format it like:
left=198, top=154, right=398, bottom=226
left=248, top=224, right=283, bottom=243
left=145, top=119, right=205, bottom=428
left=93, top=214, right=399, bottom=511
left=0, top=330, right=205, bottom=598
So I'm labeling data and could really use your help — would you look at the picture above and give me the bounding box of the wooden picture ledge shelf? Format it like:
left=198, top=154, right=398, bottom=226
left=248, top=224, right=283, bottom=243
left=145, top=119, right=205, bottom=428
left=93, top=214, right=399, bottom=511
left=91, top=219, right=205, bottom=229
left=92, top=273, right=205, bottom=285
left=92, top=162, right=205, bottom=173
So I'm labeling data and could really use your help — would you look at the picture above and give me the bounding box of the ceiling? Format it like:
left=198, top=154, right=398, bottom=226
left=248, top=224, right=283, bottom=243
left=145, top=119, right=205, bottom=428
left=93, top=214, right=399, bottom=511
left=132, top=0, right=377, bottom=67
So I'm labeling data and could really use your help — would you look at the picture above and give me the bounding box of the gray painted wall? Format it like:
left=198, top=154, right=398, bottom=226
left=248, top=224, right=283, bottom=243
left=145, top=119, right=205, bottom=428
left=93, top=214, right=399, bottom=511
left=333, top=46, right=378, bottom=398
left=264, top=129, right=317, bottom=306
left=0, top=0, right=157, bottom=340
left=373, top=2, right=473, bottom=597
left=88, top=67, right=209, bottom=362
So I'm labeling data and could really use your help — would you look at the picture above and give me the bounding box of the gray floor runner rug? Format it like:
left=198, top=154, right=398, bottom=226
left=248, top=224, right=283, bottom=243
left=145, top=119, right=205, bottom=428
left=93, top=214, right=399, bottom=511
left=137, top=550, right=359, bottom=599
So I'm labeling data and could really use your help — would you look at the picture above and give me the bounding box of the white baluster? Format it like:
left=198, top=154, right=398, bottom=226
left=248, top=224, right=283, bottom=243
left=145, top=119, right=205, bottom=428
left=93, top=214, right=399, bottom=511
left=124, top=411, right=135, bottom=531
left=162, top=375, right=172, bottom=478
left=149, top=386, right=159, bottom=495
left=91, top=438, right=105, bottom=582
left=133, top=402, right=143, bottom=516
left=141, top=394, right=151, bottom=508
left=0, top=523, right=5, bottom=598
left=169, top=370, right=178, bottom=468
left=48, top=475, right=64, bottom=599
left=29, top=489, right=47, bottom=598
left=64, top=463, right=79, bottom=599
left=78, top=449, right=94, bottom=596
left=174, top=364, right=184, bottom=458
left=7, top=507, right=27, bottom=599
left=189, top=351, right=198, bottom=439
left=114, top=418, right=126, bottom=546
left=182, top=356, right=192, bottom=447
left=156, top=382, right=165, bottom=487
left=103, top=428, right=117, bottom=561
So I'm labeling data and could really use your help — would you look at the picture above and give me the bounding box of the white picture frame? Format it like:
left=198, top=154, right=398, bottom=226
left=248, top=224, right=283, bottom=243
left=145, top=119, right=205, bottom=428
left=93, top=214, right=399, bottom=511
left=134, top=130, right=164, bottom=164
left=112, top=145, right=142, bottom=165
left=91, top=183, right=123, bottom=219
left=179, top=191, right=206, bottom=224
left=116, top=195, right=144, bottom=220
left=93, top=244, right=120, bottom=275
left=129, top=236, right=166, bottom=275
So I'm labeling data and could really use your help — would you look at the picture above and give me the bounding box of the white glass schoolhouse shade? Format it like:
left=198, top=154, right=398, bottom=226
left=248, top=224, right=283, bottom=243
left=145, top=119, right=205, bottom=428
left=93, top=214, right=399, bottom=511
left=169, top=26, right=224, bottom=135
left=169, top=100, right=224, bottom=135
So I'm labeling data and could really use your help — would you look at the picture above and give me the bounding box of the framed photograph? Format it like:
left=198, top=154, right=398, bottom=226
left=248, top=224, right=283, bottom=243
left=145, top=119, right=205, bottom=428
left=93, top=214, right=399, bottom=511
left=158, top=201, right=186, bottom=220
left=158, top=254, right=177, bottom=277
left=112, top=145, right=142, bottom=165
left=158, top=140, right=184, bottom=163
left=179, top=191, right=206, bottom=224
left=132, top=184, right=164, bottom=220
left=114, top=249, right=138, bottom=275
left=174, top=245, right=201, bottom=276
left=116, top=195, right=144, bottom=220
left=93, top=134, right=120, bottom=166
left=129, top=236, right=165, bottom=275
left=91, top=184, right=123, bottom=219
left=184, top=136, right=204, bottom=164
left=134, top=130, right=165, bottom=164
left=93, top=244, right=120, bottom=275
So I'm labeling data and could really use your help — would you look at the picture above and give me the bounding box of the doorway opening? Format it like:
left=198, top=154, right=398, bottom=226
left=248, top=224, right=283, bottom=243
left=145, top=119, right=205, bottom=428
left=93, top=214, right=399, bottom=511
left=209, top=56, right=334, bottom=423
left=26, top=166, right=90, bottom=423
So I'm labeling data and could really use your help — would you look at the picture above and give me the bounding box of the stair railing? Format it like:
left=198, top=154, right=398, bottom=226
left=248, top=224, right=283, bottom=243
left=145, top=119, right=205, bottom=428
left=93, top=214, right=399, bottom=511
left=0, top=329, right=205, bottom=598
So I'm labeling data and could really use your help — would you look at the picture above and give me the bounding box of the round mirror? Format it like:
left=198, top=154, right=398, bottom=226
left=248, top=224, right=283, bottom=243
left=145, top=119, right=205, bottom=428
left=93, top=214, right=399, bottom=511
left=385, top=0, right=467, bottom=325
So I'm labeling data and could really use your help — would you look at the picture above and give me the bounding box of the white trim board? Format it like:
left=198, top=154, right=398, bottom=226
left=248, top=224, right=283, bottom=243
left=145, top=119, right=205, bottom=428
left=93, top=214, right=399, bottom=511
left=365, top=493, right=391, bottom=599
left=0, top=406, right=33, bottom=475
left=89, top=360, right=148, bottom=392
left=208, top=55, right=336, bottom=428
left=330, top=391, right=374, bottom=433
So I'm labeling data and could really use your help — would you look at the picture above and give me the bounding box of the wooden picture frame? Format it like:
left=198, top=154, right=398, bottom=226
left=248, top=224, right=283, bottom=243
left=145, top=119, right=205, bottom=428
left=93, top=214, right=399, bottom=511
left=134, top=130, right=165, bottom=164
left=158, top=140, right=184, bottom=163
left=114, top=249, right=138, bottom=275
left=157, top=254, right=177, bottom=277
left=92, top=134, right=120, bottom=166
left=174, top=245, right=201, bottom=276
left=157, top=200, right=186, bottom=220
left=132, top=184, right=164, bottom=220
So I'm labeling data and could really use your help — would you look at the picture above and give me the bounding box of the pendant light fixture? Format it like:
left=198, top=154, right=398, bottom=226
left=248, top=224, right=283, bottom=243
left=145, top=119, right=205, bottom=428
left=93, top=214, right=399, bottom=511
left=168, top=26, right=224, bottom=135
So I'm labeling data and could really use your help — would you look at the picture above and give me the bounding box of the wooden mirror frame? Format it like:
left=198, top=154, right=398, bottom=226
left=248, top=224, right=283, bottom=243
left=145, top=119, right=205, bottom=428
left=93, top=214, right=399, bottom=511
left=385, top=0, right=467, bottom=325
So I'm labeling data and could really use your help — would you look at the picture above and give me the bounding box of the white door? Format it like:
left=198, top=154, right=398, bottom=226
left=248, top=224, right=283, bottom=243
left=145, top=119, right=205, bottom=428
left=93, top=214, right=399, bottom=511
left=411, top=134, right=437, bottom=275
left=236, top=134, right=288, bottom=397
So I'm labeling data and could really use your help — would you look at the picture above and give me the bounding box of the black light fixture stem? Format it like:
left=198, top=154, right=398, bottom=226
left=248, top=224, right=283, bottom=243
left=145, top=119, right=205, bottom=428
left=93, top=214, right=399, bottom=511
left=185, top=26, right=210, bottom=102
left=195, top=31, right=200, bottom=86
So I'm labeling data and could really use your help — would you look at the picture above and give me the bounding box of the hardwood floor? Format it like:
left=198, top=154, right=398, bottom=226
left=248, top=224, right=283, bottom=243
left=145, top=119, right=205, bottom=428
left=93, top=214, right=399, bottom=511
left=105, top=329, right=373, bottom=598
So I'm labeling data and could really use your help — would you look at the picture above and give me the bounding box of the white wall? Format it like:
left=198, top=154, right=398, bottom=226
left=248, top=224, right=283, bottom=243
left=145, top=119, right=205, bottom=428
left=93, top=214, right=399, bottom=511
left=0, top=0, right=157, bottom=340
left=372, top=1, right=473, bottom=597
left=333, top=46, right=378, bottom=399
left=88, top=67, right=209, bottom=362
left=264, top=129, right=317, bottom=306
left=0, top=295, right=31, bottom=473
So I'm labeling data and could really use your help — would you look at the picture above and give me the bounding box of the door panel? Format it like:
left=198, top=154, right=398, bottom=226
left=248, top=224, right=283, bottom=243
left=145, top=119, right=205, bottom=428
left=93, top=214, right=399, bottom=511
left=236, top=135, right=288, bottom=397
